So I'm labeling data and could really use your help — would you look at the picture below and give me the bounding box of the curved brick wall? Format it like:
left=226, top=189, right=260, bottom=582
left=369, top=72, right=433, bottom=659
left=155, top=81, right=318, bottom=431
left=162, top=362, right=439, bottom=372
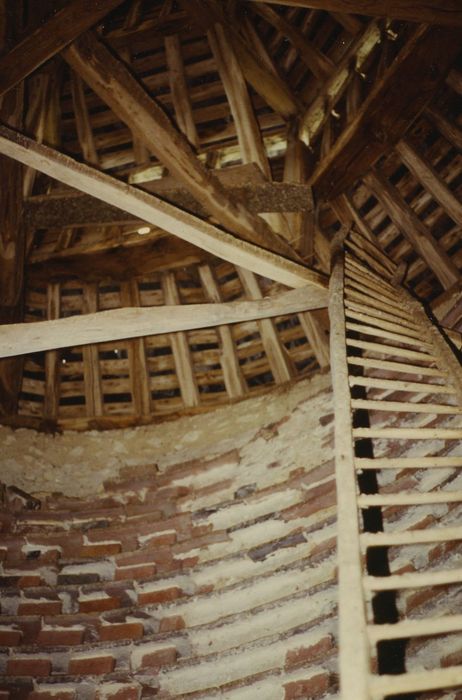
left=0, top=376, right=339, bottom=700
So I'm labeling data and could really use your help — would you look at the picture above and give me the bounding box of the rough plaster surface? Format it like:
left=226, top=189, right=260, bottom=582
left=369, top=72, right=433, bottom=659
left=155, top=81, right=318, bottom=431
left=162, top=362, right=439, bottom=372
left=0, top=373, right=332, bottom=497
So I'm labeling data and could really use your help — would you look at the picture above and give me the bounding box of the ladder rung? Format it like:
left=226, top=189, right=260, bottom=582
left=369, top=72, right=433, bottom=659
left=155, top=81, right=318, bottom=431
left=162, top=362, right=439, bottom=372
left=345, top=289, right=416, bottom=323
left=345, top=309, right=424, bottom=340
left=358, top=491, right=462, bottom=507
left=369, top=665, right=462, bottom=698
left=346, top=321, right=433, bottom=350
left=368, top=614, right=462, bottom=642
left=351, top=399, right=460, bottom=414
left=364, top=567, right=462, bottom=591
left=345, top=281, right=404, bottom=313
left=346, top=253, right=397, bottom=285
left=356, top=456, right=462, bottom=470
left=347, top=357, right=445, bottom=377
left=347, top=338, right=439, bottom=362
left=353, top=427, right=462, bottom=440
left=349, top=375, right=455, bottom=394
left=361, top=525, right=462, bottom=547
left=345, top=300, right=421, bottom=334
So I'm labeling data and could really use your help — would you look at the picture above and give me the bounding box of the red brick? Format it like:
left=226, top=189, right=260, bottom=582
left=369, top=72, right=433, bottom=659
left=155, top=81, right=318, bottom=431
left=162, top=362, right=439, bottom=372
left=99, top=622, right=143, bottom=642
left=68, top=655, right=115, bottom=676
left=80, top=543, right=121, bottom=558
left=0, top=629, right=21, bottom=646
left=78, top=597, right=120, bottom=613
left=96, top=684, right=140, bottom=700
left=141, top=532, right=176, bottom=547
left=28, top=691, right=76, bottom=700
left=115, top=564, right=156, bottom=581
left=159, top=616, right=185, bottom=632
left=138, top=586, right=181, bottom=605
left=17, top=601, right=62, bottom=616
left=285, top=635, right=334, bottom=669
left=7, top=658, right=51, bottom=677
left=139, top=646, right=177, bottom=669
left=284, top=671, right=330, bottom=699
left=37, top=628, right=84, bottom=646
left=17, top=575, right=43, bottom=588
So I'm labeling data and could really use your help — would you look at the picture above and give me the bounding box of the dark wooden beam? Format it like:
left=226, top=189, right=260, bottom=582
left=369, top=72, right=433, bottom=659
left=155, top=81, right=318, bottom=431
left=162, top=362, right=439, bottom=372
left=0, top=0, right=125, bottom=97
left=309, top=24, right=462, bottom=201
left=62, top=31, right=297, bottom=261
left=245, top=0, right=462, bottom=27
left=25, top=180, right=314, bottom=230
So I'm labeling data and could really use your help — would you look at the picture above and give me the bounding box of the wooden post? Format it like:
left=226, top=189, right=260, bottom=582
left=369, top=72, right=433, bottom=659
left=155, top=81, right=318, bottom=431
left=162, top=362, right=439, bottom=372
left=120, top=280, right=152, bottom=417
left=43, top=283, right=61, bottom=419
left=82, top=283, right=103, bottom=416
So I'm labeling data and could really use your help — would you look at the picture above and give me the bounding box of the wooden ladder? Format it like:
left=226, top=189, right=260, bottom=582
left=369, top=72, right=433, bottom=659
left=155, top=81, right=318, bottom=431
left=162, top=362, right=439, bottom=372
left=330, top=230, right=462, bottom=699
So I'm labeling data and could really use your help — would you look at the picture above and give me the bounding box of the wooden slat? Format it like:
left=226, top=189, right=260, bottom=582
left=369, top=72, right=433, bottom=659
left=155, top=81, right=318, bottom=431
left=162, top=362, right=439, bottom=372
left=82, top=283, right=103, bottom=416
left=198, top=264, right=246, bottom=399
left=70, top=70, right=99, bottom=165
left=361, top=526, right=462, bottom=547
left=365, top=568, right=462, bottom=591
left=351, top=399, right=460, bottom=414
left=371, top=667, right=462, bottom=699
left=346, top=339, right=439, bottom=362
left=164, top=34, right=199, bottom=148
left=298, top=312, right=330, bottom=369
left=345, top=309, right=424, bottom=340
left=120, top=281, right=151, bottom=416
left=364, top=170, right=460, bottom=290
left=425, top=105, right=462, bottom=151
left=356, top=456, right=462, bottom=469
left=245, top=0, right=462, bottom=27
left=0, top=126, right=326, bottom=290
left=0, top=0, right=126, bottom=97
left=345, top=320, right=433, bottom=349
left=347, top=357, right=445, bottom=377
left=43, top=283, right=60, bottom=420
left=161, top=272, right=199, bottom=407
left=309, top=24, right=462, bottom=199
left=237, top=268, right=294, bottom=384
left=368, top=615, right=462, bottom=642
left=0, top=286, right=327, bottom=358
left=349, top=375, right=454, bottom=394
left=63, top=31, right=297, bottom=261
left=358, top=492, right=462, bottom=507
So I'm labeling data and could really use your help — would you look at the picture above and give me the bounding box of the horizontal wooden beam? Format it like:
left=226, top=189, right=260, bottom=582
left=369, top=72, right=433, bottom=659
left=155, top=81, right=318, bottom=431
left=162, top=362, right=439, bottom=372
left=25, top=181, right=314, bottom=229
left=245, top=0, right=462, bottom=27
left=0, top=126, right=326, bottom=291
left=0, top=286, right=328, bottom=358
left=309, top=24, right=462, bottom=200
left=0, top=0, right=125, bottom=97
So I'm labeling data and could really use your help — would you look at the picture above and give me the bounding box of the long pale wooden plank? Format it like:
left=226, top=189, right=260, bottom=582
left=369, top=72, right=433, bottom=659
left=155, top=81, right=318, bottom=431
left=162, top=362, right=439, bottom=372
left=362, top=526, right=462, bottom=547
left=346, top=339, right=439, bottom=362
left=0, top=126, right=326, bottom=291
left=351, top=399, right=460, bottom=414
left=349, top=375, right=454, bottom=394
left=365, top=568, right=462, bottom=591
left=368, top=615, right=462, bottom=642
left=356, top=456, right=462, bottom=469
left=0, top=287, right=327, bottom=359
left=347, top=357, right=446, bottom=377
left=0, top=0, right=126, bottom=97
left=371, top=667, right=462, bottom=699
left=63, top=31, right=296, bottom=261
left=245, top=0, right=462, bottom=27
left=358, top=492, right=462, bottom=507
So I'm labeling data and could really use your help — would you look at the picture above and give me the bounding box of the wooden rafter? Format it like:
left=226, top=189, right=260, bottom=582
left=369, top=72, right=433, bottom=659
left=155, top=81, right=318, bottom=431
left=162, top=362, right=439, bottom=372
left=309, top=24, right=462, bottom=200
left=62, top=31, right=296, bottom=261
left=0, top=287, right=328, bottom=359
left=0, top=0, right=126, bottom=97
left=245, top=0, right=462, bottom=27
left=0, top=126, right=327, bottom=291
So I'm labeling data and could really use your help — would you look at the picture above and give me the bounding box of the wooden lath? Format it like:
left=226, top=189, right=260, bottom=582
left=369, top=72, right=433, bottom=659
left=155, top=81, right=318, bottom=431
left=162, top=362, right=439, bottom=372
left=330, top=232, right=462, bottom=699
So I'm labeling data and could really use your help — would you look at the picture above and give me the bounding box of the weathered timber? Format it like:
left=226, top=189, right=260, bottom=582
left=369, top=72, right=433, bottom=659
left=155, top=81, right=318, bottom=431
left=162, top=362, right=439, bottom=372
left=43, top=283, right=61, bottom=419
left=0, top=126, right=327, bottom=290
left=0, top=0, right=126, bottom=97
left=364, top=170, right=460, bottom=290
left=63, top=31, right=297, bottom=261
left=310, top=24, right=462, bottom=200
left=245, top=0, right=462, bottom=27
left=0, top=287, right=328, bottom=358
left=25, top=180, right=314, bottom=230
left=164, top=34, right=199, bottom=148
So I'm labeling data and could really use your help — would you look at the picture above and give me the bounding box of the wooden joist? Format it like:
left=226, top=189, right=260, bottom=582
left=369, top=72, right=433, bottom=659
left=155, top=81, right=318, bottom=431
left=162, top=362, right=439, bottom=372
left=310, top=24, right=462, bottom=200
left=245, top=0, right=462, bottom=27
left=0, top=126, right=327, bottom=291
left=63, top=31, right=296, bottom=261
left=0, top=287, right=328, bottom=359
left=0, top=0, right=126, bottom=97
left=25, top=170, right=314, bottom=231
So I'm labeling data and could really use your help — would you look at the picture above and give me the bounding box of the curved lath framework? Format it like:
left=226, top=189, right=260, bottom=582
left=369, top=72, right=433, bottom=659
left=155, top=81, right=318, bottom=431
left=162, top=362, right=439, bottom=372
left=330, top=231, right=462, bottom=698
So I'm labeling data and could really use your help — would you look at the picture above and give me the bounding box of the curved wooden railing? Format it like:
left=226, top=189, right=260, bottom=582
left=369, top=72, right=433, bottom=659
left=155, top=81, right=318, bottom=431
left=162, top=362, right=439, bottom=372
left=330, top=230, right=462, bottom=699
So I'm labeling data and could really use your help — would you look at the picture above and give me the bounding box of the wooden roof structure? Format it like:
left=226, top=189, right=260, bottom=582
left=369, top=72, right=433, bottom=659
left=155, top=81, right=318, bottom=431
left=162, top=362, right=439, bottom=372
left=0, top=0, right=461, bottom=431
